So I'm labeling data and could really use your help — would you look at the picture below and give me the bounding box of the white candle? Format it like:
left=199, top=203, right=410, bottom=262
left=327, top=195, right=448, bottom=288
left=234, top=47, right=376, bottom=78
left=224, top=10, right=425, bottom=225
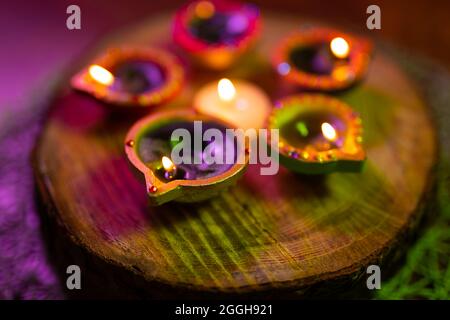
left=193, top=78, right=271, bottom=130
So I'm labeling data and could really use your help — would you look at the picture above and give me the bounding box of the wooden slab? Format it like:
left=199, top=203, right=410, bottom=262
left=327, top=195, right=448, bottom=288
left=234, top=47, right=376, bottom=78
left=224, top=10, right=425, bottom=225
left=33, top=12, right=437, bottom=297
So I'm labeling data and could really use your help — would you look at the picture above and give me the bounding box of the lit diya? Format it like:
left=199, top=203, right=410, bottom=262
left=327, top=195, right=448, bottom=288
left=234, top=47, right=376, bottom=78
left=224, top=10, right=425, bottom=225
left=71, top=47, right=184, bottom=107
left=194, top=78, right=271, bottom=130
left=173, top=0, right=261, bottom=70
left=125, top=110, right=249, bottom=205
left=273, top=27, right=372, bottom=91
left=268, top=94, right=365, bottom=174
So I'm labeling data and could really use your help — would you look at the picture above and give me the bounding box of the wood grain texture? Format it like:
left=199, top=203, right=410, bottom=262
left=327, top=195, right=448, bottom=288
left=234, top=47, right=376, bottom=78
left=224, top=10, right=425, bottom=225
left=33, top=12, right=437, bottom=297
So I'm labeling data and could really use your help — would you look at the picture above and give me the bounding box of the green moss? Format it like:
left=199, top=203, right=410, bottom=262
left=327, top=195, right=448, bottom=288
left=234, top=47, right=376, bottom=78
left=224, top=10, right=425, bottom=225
left=376, top=159, right=450, bottom=299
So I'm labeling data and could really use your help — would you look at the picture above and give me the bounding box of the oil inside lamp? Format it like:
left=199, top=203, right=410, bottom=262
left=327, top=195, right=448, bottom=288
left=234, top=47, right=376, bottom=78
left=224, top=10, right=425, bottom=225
left=125, top=111, right=249, bottom=205
left=274, top=28, right=372, bottom=91
left=137, top=120, right=237, bottom=181
left=189, top=1, right=251, bottom=45
left=111, top=61, right=164, bottom=94
left=88, top=62, right=165, bottom=93
left=173, top=0, right=261, bottom=69
left=88, top=61, right=166, bottom=94
left=289, top=36, right=350, bottom=75
left=288, top=114, right=344, bottom=152
left=154, top=155, right=189, bottom=182
left=88, top=64, right=114, bottom=86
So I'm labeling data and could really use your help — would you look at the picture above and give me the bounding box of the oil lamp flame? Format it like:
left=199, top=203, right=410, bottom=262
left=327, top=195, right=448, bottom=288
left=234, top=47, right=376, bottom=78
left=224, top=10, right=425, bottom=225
left=321, top=122, right=337, bottom=141
left=88, top=64, right=114, bottom=85
left=162, top=156, right=176, bottom=172
left=330, top=37, right=350, bottom=59
left=218, top=78, right=236, bottom=102
left=194, top=1, right=215, bottom=19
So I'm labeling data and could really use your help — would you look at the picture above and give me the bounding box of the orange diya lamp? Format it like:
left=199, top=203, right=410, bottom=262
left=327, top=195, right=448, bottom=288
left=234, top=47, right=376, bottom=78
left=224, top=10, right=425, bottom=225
left=71, top=47, right=184, bottom=107
left=125, top=110, right=249, bottom=205
left=268, top=94, right=365, bottom=174
left=273, top=27, right=372, bottom=91
left=173, top=0, right=261, bottom=70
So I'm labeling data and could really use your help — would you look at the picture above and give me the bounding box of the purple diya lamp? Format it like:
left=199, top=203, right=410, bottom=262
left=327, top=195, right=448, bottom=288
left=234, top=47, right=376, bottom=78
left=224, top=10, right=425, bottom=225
left=71, top=47, right=184, bottom=107
left=173, top=0, right=261, bottom=70
left=267, top=94, right=365, bottom=174
left=125, top=110, right=249, bottom=205
left=273, top=27, right=372, bottom=91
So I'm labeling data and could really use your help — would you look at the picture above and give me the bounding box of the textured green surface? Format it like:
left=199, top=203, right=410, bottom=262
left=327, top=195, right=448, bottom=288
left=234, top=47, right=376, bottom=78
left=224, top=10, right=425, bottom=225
left=373, top=43, right=450, bottom=300
left=376, top=159, right=450, bottom=299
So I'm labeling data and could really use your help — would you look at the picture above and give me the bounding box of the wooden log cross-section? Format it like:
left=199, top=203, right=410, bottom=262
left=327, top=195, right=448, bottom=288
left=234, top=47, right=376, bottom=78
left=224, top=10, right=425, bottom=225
left=33, top=13, right=437, bottom=298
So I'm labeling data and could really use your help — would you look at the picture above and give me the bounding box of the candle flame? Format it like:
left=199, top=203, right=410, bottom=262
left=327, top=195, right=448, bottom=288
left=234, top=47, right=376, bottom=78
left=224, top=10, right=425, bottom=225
left=162, top=156, right=176, bottom=172
left=194, top=1, right=215, bottom=19
left=321, top=122, right=337, bottom=141
left=218, top=78, right=236, bottom=102
left=330, top=37, right=350, bottom=59
left=88, top=64, right=114, bottom=85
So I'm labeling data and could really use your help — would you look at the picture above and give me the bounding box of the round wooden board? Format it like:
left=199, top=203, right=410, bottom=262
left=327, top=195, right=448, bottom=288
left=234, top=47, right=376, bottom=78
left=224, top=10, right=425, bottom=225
left=34, top=12, right=437, bottom=297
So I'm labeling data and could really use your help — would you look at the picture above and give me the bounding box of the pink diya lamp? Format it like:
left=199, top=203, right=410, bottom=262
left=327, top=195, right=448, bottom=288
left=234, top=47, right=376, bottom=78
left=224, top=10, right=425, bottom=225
left=273, top=27, right=372, bottom=91
left=125, top=110, right=249, bottom=205
left=173, top=0, right=261, bottom=70
left=268, top=94, right=365, bottom=174
left=71, top=47, right=184, bottom=107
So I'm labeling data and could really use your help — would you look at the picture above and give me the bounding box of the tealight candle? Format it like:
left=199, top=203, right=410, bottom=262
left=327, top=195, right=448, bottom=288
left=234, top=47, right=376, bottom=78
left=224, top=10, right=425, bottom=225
left=173, top=0, right=261, bottom=69
left=193, top=78, right=271, bottom=130
left=71, top=47, right=184, bottom=107
left=273, top=27, right=372, bottom=91
left=125, top=110, right=249, bottom=205
left=268, top=94, right=365, bottom=174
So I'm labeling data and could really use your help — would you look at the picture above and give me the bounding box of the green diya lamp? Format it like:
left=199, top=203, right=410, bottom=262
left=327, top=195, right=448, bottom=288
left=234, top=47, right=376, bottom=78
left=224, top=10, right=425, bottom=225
left=268, top=94, right=365, bottom=174
left=273, top=27, right=372, bottom=91
left=71, top=47, right=184, bottom=107
left=125, top=110, right=249, bottom=205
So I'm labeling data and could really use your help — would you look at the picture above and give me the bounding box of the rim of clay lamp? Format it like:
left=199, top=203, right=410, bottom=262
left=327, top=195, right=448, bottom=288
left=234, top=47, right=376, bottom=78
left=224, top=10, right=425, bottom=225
left=267, top=94, right=366, bottom=174
left=172, top=0, right=261, bottom=69
left=273, top=27, right=373, bottom=91
left=71, top=46, right=185, bottom=107
left=125, top=109, right=250, bottom=205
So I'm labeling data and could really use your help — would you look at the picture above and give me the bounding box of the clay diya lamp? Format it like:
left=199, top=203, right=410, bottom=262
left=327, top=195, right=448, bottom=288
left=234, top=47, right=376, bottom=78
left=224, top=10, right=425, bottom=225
left=273, top=27, right=372, bottom=91
left=125, top=110, right=249, bottom=205
left=173, top=0, right=261, bottom=70
left=71, top=47, right=184, bottom=107
left=267, top=94, right=365, bottom=174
